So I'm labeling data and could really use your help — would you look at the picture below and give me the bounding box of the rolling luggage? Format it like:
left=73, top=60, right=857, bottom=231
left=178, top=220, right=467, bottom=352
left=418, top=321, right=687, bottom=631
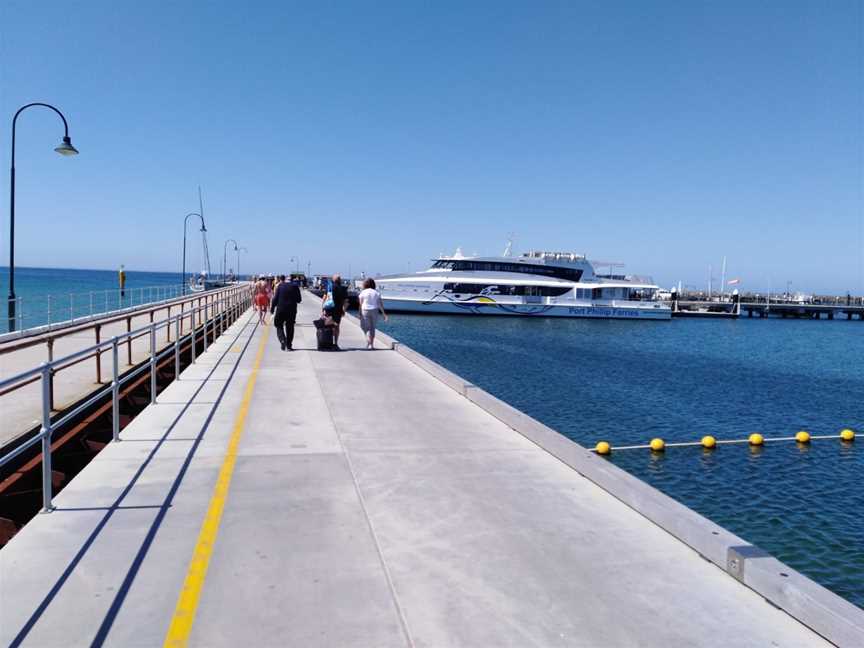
left=314, top=318, right=335, bottom=350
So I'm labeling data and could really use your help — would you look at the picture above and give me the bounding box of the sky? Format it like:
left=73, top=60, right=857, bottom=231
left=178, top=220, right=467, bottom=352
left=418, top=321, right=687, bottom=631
left=0, top=1, right=861, bottom=294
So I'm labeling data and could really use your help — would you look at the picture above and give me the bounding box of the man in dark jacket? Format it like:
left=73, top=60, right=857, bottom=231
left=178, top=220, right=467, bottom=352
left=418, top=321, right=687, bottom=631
left=329, top=274, right=349, bottom=350
left=270, top=275, right=302, bottom=351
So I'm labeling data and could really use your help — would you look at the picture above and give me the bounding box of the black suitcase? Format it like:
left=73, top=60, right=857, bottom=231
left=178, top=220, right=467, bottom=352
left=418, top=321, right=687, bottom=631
left=316, top=326, right=335, bottom=350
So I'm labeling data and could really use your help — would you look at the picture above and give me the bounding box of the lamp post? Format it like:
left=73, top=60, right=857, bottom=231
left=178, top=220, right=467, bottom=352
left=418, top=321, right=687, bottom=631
left=182, top=212, right=205, bottom=294
left=7, top=103, right=79, bottom=332
left=222, top=239, right=238, bottom=281
left=236, top=246, right=247, bottom=281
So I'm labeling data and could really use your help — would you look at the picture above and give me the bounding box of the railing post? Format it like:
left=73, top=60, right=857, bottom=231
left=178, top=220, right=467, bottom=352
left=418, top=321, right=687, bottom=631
left=40, top=363, right=54, bottom=513
left=46, top=338, right=55, bottom=411
left=70, top=293, right=74, bottom=322
left=95, top=324, right=102, bottom=383
left=112, top=337, right=120, bottom=442
left=202, top=304, right=209, bottom=353
left=47, top=294, right=52, bottom=328
left=90, top=291, right=94, bottom=318
left=126, top=317, right=133, bottom=365
left=174, top=315, right=181, bottom=379
left=150, top=323, right=157, bottom=405
left=191, top=314, right=197, bottom=364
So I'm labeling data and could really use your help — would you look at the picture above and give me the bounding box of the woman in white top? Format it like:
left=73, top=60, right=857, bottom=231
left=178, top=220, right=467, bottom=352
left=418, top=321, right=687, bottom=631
left=357, top=278, right=388, bottom=349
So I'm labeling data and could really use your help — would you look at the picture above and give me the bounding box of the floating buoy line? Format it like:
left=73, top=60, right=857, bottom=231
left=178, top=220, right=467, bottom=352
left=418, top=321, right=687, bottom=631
left=594, top=429, right=856, bottom=455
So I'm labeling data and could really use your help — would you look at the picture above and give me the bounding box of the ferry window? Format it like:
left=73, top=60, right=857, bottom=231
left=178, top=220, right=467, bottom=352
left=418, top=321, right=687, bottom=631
left=449, top=260, right=583, bottom=282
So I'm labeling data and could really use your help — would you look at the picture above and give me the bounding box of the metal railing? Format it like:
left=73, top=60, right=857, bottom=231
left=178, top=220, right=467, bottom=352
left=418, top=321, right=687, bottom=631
left=2, top=283, right=200, bottom=337
left=0, top=285, right=252, bottom=512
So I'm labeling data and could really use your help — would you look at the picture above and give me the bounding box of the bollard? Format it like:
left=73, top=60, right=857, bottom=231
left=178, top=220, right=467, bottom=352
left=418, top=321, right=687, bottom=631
left=174, top=316, right=181, bottom=379
left=40, top=363, right=54, bottom=512
left=150, top=323, right=157, bottom=405
left=112, top=337, right=120, bottom=441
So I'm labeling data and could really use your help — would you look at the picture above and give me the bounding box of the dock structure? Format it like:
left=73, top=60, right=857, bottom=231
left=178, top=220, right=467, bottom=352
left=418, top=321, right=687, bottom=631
left=673, top=299, right=864, bottom=320
left=0, top=286, right=246, bottom=449
left=1, top=296, right=862, bottom=647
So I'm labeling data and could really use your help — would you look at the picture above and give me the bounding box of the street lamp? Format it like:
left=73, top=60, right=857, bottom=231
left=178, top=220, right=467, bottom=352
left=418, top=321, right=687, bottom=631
left=182, top=212, right=206, bottom=293
left=223, top=239, right=238, bottom=281
left=7, top=102, right=79, bottom=331
left=236, top=246, right=247, bottom=281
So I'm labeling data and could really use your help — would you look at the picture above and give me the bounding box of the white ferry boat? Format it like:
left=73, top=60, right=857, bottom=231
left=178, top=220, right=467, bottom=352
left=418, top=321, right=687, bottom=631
left=377, top=249, right=671, bottom=320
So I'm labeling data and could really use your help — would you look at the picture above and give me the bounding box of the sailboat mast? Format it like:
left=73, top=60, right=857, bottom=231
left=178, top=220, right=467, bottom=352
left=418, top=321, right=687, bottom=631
left=199, top=186, right=212, bottom=276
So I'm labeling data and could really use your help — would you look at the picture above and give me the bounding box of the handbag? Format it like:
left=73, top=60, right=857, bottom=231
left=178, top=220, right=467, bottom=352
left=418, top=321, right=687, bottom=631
left=323, top=293, right=335, bottom=309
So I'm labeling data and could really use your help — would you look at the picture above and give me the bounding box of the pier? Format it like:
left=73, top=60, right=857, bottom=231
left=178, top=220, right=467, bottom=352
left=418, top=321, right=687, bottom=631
left=1, top=296, right=863, bottom=646
left=672, top=299, right=864, bottom=320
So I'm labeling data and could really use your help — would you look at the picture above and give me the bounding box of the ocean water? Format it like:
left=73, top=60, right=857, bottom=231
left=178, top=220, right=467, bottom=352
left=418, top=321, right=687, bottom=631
left=380, top=314, right=864, bottom=608
left=0, top=266, right=185, bottom=332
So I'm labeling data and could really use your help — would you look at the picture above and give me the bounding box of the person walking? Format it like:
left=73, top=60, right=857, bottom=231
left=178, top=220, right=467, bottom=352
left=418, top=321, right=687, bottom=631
left=271, top=274, right=302, bottom=350
left=328, top=274, right=349, bottom=350
left=358, top=278, right=388, bottom=349
left=253, top=275, right=270, bottom=324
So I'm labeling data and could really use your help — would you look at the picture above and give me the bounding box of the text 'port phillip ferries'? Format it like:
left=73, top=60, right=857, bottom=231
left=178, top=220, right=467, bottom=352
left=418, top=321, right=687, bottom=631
left=376, top=246, right=671, bottom=319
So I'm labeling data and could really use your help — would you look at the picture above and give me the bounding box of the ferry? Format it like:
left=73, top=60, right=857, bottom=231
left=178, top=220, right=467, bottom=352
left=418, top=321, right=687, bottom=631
left=377, top=248, right=671, bottom=320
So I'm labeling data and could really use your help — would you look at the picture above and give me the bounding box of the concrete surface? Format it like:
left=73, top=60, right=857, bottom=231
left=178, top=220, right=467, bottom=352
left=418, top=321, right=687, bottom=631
left=0, top=299, right=839, bottom=647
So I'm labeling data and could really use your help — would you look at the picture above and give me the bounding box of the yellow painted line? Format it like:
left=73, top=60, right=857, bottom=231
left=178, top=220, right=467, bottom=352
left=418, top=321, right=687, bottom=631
left=163, top=326, right=269, bottom=647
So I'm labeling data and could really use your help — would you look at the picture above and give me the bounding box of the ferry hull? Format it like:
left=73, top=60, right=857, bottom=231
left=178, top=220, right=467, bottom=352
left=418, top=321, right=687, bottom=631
left=382, top=298, right=671, bottom=320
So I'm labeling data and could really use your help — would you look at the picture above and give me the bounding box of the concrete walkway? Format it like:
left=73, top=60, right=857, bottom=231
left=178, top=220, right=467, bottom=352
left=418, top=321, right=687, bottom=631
left=0, top=299, right=830, bottom=647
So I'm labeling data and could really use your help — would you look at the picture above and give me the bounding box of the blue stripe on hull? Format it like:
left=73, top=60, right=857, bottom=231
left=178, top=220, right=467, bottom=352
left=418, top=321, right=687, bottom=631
left=382, top=299, right=671, bottom=320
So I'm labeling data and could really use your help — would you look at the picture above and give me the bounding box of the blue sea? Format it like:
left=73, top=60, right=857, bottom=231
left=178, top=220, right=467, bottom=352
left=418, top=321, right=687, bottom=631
left=0, top=266, right=185, bottom=332
left=380, top=314, right=864, bottom=608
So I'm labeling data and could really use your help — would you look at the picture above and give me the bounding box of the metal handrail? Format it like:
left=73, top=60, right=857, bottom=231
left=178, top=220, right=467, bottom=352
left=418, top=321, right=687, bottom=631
left=0, top=288, right=223, bottom=353
left=0, top=284, right=232, bottom=347
left=2, top=283, right=196, bottom=336
left=0, top=286, right=253, bottom=513
left=0, top=286, right=243, bottom=388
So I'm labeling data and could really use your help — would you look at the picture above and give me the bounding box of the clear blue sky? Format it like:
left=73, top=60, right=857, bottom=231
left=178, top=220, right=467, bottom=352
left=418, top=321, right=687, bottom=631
left=1, top=1, right=861, bottom=293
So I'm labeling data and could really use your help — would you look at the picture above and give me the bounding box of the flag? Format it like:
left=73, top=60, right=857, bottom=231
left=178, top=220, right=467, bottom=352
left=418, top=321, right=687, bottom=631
left=727, top=278, right=741, bottom=285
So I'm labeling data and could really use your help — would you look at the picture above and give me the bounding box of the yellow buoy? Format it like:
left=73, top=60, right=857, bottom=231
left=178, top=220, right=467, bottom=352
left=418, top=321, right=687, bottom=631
left=748, top=433, right=764, bottom=446
left=701, top=435, right=716, bottom=449
left=595, top=441, right=611, bottom=455
left=649, top=438, right=665, bottom=452
left=840, top=429, right=856, bottom=442
left=795, top=430, right=810, bottom=443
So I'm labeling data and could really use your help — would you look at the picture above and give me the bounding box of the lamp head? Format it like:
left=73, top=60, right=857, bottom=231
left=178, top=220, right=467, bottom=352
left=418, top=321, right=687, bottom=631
left=54, top=136, right=79, bottom=156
